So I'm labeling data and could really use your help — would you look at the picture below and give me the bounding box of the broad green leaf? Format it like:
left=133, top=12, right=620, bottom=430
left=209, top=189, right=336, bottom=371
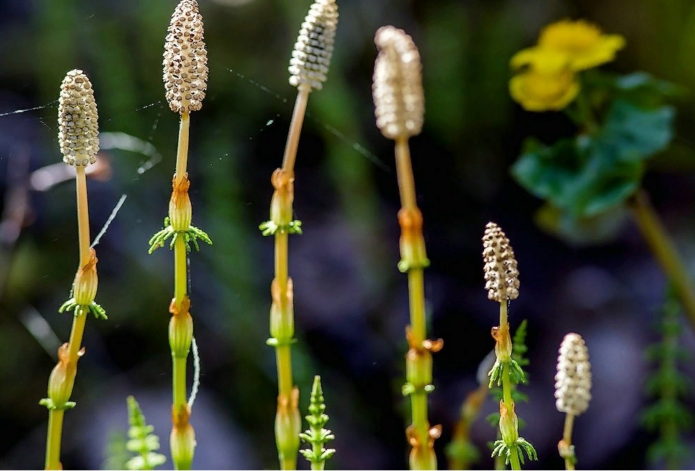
left=512, top=98, right=674, bottom=220
left=601, top=99, right=675, bottom=161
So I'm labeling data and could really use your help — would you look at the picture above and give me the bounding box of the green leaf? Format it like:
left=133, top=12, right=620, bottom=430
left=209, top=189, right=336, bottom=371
left=513, top=98, right=674, bottom=221
left=601, top=99, right=675, bottom=161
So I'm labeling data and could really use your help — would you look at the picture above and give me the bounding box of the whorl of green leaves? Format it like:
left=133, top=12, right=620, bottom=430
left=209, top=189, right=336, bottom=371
left=299, top=376, right=336, bottom=470
left=641, top=285, right=694, bottom=468
left=125, top=396, right=166, bottom=471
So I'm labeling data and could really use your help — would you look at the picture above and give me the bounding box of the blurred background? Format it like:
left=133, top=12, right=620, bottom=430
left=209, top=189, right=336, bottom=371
left=1, top=0, right=695, bottom=469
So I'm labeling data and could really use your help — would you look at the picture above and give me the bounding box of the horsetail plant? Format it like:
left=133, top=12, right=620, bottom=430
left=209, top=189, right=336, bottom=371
left=373, top=26, right=443, bottom=470
left=125, top=396, right=166, bottom=471
left=299, top=376, right=336, bottom=470
left=259, top=1, right=338, bottom=468
left=488, top=320, right=531, bottom=470
left=482, top=222, right=536, bottom=469
left=148, top=1, right=211, bottom=468
left=642, top=285, right=694, bottom=468
left=41, top=69, right=107, bottom=470
left=555, top=333, right=592, bottom=470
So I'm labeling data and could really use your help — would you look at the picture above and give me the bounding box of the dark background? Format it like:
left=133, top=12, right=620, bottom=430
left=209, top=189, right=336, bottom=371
left=1, top=0, right=695, bottom=469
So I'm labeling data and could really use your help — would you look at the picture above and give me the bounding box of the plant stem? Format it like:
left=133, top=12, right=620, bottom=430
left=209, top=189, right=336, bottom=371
left=175, top=113, right=190, bottom=184
left=174, top=237, right=187, bottom=309
left=172, top=123, right=189, bottom=412
left=270, top=85, right=311, bottom=471
left=45, top=410, right=64, bottom=470
left=409, top=267, right=429, bottom=447
left=393, top=136, right=438, bottom=470
left=173, top=355, right=187, bottom=408
left=75, top=167, right=91, bottom=265
left=395, top=138, right=417, bottom=210
left=282, top=85, right=311, bottom=174
left=276, top=344, right=293, bottom=399
left=562, top=413, right=575, bottom=471
left=44, top=170, right=92, bottom=469
left=510, top=447, right=522, bottom=471
left=499, top=301, right=521, bottom=471
left=629, top=190, right=695, bottom=332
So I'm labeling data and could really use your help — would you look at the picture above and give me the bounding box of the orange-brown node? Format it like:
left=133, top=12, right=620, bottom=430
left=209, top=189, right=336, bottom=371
left=169, top=295, right=191, bottom=316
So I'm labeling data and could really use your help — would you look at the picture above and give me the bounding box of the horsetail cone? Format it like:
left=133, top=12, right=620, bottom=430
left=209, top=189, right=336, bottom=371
left=482, top=222, right=520, bottom=302
left=163, top=0, right=208, bottom=114
left=373, top=26, right=425, bottom=140
left=555, top=333, right=592, bottom=416
left=289, top=0, right=339, bottom=91
left=58, top=70, right=99, bottom=167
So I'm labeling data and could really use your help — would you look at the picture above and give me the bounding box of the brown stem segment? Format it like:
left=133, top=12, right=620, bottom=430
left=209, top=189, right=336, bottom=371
left=629, top=190, right=695, bottom=332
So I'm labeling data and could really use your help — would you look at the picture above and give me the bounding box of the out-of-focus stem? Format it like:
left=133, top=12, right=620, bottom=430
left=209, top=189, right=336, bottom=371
left=629, top=190, right=695, bottom=333
left=394, top=135, right=438, bottom=470
left=45, top=410, right=64, bottom=470
left=395, top=137, right=417, bottom=210
left=562, top=414, right=576, bottom=471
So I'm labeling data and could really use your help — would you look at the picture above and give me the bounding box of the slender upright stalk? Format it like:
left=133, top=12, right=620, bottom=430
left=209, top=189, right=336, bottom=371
left=483, top=223, right=535, bottom=469
left=629, top=190, right=695, bottom=332
left=43, top=69, right=105, bottom=470
left=372, top=26, right=441, bottom=470
left=282, top=88, right=310, bottom=172
left=45, top=410, right=64, bottom=470
left=555, top=333, right=592, bottom=470
left=153, top=2, right=211, bottom=468
left=175, top=114, right=190, bottom=186
left=562, top=414, right=576, bottom=471
left=262, top=2, right=338, bottom=468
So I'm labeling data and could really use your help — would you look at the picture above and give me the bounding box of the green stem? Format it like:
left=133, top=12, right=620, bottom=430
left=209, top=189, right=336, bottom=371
left=44, top=167, right=92, bottom=468
left=311, top=447, right=325, bottom=471
left=563, top=413, right=575, bottom=471
left=173, top=356, right=187, bottom=409
left=276, top=344, right=293, bottom=399
left=281, top=457, right=295, bottom=471
left=174, top=237, right=187, bottom=308
left=408, top=269, right=427, bottom=345
left=509, top=449, right=521, bottom=470
left=45, top=410, right=64, bottom=470
left=499, top=301, right=520, bottom=471
left=629, top=190, right=695, bottom=333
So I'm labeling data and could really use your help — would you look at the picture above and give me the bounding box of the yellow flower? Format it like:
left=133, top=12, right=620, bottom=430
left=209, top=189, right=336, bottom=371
left=537, top=19, right=625, bottom=71
left=509, top=49, right=579, bottom=111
